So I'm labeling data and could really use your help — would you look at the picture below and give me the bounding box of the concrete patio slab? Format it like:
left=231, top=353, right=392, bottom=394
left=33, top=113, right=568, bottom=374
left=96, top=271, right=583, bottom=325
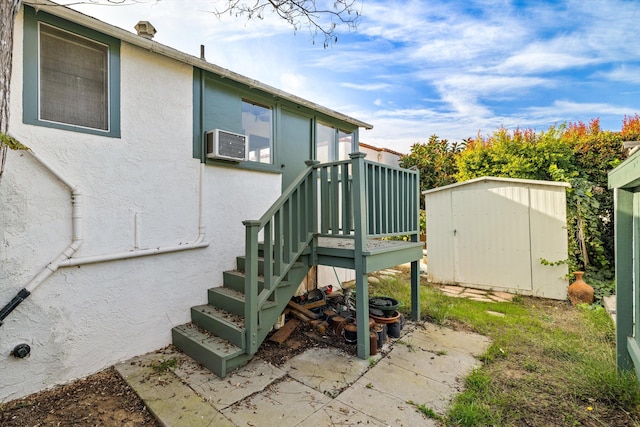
left=336, top=381, right=438, bottom=426
left=220, top=377, right=330, bottom=427
left=117, top=320, right=491, bottom=426
left=406, top=322, right=491, bottom=357
left=115, top=355, right=234, bottom=427
left=356, top=357, right=458, bottom=413
left=389, top=339, right=480, bottom=386
left=282, top=346, right=378, bottom=396
left=301, top=399, right=388, bottom=426
left=172, top=353, right=287, bottom=410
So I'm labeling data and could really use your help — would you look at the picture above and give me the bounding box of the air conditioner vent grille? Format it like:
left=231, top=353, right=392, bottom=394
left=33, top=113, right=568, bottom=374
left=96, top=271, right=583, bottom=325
left=218, top=131, right=246, bottom=159
left=205, top=129, right=248, bottom=161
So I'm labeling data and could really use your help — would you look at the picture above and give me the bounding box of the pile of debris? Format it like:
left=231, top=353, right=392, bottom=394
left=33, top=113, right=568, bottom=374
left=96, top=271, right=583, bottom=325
left=268, top=286, right=404, bottom=355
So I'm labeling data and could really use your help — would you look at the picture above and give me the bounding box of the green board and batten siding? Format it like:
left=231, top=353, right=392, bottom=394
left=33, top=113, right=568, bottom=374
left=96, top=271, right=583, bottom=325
left=192, top=68, right=359, bottom=189
left=608, top=150, right=640, bottom=378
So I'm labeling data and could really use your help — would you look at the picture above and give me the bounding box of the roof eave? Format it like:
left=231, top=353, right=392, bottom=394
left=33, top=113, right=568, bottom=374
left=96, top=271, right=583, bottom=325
left=26, top=0, right=373, bottom=130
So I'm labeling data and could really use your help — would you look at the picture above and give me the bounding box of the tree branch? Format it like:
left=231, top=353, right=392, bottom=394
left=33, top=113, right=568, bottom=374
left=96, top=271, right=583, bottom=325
left=215, top=0, right=360, bottom=47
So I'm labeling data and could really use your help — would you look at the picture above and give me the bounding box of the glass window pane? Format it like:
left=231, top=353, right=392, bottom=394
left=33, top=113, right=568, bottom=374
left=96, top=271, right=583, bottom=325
left=39, top=24, right=109, bottom=130
left=337, top=130, right=353, bottom=161
left=316, top=123, right=335, bottom=163
left=242, top=100, right=272, bottom=163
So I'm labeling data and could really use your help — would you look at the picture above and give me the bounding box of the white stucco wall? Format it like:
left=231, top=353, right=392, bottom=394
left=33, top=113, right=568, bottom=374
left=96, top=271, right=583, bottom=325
left=0, top=10, right=280, bottom=402
left=359, top=145, right=402, bottom=168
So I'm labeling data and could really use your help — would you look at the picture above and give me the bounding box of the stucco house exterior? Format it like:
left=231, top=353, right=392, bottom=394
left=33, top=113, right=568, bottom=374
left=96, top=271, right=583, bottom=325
left=0, top=2, right=422, bottom=402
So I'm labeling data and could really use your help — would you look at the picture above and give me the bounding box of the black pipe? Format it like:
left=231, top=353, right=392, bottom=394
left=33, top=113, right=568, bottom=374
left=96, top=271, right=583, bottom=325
left=0, top=289, right=31, bottom=326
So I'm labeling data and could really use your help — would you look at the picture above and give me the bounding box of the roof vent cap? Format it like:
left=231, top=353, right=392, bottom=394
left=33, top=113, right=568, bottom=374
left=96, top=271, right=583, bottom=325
left=135, top=21, right=156, bottom=39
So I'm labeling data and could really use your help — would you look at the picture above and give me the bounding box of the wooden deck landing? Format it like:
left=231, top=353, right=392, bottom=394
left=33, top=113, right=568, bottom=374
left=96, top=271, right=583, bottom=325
left=316, top=237, right=423, bottom=273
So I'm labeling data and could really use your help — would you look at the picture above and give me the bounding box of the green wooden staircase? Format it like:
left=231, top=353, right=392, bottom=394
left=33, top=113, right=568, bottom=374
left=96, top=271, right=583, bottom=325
left=171, top=251, right=311, bottom=377
left=172, top=154, right=422, bottom=377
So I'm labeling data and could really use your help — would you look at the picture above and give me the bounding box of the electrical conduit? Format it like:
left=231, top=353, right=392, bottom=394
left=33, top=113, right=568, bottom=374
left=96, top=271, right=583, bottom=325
left=0, top=146, right=208, bottom=325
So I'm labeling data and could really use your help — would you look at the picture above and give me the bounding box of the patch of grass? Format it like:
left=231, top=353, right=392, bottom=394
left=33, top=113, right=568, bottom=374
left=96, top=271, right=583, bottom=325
left=150, top=358, right=178, bottom=372
left=368, top=357, right=376, bottom=367
left=396, top=339, right=416, bottom=352
left=522, top=359, right=539, bottom=372
left=407, top=400, right=444, bottom=422
left=369, top=268, right=640, bottom=426
left=365, top=382, right=373, bottom=389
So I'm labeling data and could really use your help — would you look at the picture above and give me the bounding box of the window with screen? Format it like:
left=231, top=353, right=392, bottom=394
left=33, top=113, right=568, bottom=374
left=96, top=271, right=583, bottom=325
left=22, top=6, right=120, bottom=137
left=39, top=23, right=109, bottom=131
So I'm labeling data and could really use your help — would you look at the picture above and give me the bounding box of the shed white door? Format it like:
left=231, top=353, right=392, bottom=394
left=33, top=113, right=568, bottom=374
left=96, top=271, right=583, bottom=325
left=452, top=186, right=533, bottom=291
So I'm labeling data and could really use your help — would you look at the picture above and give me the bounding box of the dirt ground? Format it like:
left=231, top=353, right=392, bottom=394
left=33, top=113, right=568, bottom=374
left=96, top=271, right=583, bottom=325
left=0, top=321, right=355, bottom=427
left=0, top=368, right=158, bottom=427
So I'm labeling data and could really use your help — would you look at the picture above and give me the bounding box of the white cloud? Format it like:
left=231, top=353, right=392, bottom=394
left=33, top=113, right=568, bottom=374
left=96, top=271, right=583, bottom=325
left=341, top=82, right=391, bottom=91
left=598, top=66, right=640, bottom=84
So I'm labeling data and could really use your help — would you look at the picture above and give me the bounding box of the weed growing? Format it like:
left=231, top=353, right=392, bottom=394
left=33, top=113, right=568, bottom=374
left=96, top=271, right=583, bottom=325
left=368, top=270, right=640, bottom=426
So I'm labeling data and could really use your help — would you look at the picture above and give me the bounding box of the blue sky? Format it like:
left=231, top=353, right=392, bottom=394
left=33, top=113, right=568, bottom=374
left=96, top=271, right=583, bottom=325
left=58, top=0, right=640, bottom=154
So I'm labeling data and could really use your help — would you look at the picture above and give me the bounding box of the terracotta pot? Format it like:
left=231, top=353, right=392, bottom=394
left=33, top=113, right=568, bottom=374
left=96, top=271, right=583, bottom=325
left=373, top=323, right=386, bottom=349
left=369, top=332, right=378, bottom=355
left=343, top=322, right=357, bottom=344
left=331, top=315, right=346, bottom=335
left=369, top=310, right=402, bottom=324
left=568, top=271, right=594, bottom=305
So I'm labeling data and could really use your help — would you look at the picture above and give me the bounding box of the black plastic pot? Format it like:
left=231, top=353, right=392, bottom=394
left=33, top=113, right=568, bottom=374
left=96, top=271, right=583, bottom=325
left=369, top=296, right=400, bottom=317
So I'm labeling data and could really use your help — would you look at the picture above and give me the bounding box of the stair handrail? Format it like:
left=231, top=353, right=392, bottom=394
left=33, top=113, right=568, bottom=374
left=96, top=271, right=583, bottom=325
left=242, top=160, right=319, bottom=355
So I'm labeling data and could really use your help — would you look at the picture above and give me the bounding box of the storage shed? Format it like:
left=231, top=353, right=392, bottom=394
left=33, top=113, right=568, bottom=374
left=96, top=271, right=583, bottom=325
left=423, top=177, right=570, bottom=300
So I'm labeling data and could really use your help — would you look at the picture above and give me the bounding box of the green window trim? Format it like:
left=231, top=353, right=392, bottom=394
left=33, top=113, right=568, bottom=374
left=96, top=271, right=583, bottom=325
left=192, top=68, right=282, bottom=173
left=23, top=5, right=121, bottom=138
left=191, top=68, right=360, bottom=172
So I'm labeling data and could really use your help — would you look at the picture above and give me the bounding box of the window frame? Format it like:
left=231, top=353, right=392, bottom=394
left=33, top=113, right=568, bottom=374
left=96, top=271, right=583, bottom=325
left=23, top=6, right=121, bottom=137
left=315, top=121, right=355, bottom=162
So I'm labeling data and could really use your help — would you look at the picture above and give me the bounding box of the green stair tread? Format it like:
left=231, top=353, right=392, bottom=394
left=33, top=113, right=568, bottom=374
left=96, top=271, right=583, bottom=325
left=193, top=304, right=245, bottom=329
left=173, top=323, right=244, bottom=359
left=210, top=286, right=278, bottom=309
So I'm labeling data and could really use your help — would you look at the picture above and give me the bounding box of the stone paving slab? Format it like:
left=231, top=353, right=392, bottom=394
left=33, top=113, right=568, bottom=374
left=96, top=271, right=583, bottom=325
left=282, top=347, right=378, bottom=397
left=336, top=381, right=437, bottom=426
left=406, top=322, right=491, bottom=357
left=460, top=287, right=489, bottom=295
left=117, top=320, right=491, bottom=426
left=172, top=353, right=287, bottom=410
left=300, top=399, right=388, bottom=426
left=388, top=338, right=480, bottom=386
left=220, top=377, right=330, bottom=427
left=357, top=358, right=457, bottom=413
left=115, top=356, right=233, bottom=427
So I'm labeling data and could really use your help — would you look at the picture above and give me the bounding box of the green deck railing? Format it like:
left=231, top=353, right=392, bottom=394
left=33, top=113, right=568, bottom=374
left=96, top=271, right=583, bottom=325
left=317, top=155, right=420, bottom=238
left=242, top=153, right=419, bottom=355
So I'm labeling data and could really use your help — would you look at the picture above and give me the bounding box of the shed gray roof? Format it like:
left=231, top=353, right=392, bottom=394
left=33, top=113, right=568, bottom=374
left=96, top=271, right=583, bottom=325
left=27, top=0, right=373, bottom=130
left=422, top=176, right=571, bottom=195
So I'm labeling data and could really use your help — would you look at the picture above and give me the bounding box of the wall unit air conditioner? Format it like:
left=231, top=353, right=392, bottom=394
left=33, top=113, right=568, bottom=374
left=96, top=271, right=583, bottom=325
left=205, top=129, right=249, bottom=161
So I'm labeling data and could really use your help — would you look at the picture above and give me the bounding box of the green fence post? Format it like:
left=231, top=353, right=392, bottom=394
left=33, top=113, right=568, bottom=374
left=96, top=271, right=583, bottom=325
left=305, top=160, right=320, bottom=263
left=411, top=170, right=420, bottom=321
left=614, top=188, right=634, bottom=372
left=350, top=152, right=370, bottom=359
left=243, top=220, right=261, bottom=355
